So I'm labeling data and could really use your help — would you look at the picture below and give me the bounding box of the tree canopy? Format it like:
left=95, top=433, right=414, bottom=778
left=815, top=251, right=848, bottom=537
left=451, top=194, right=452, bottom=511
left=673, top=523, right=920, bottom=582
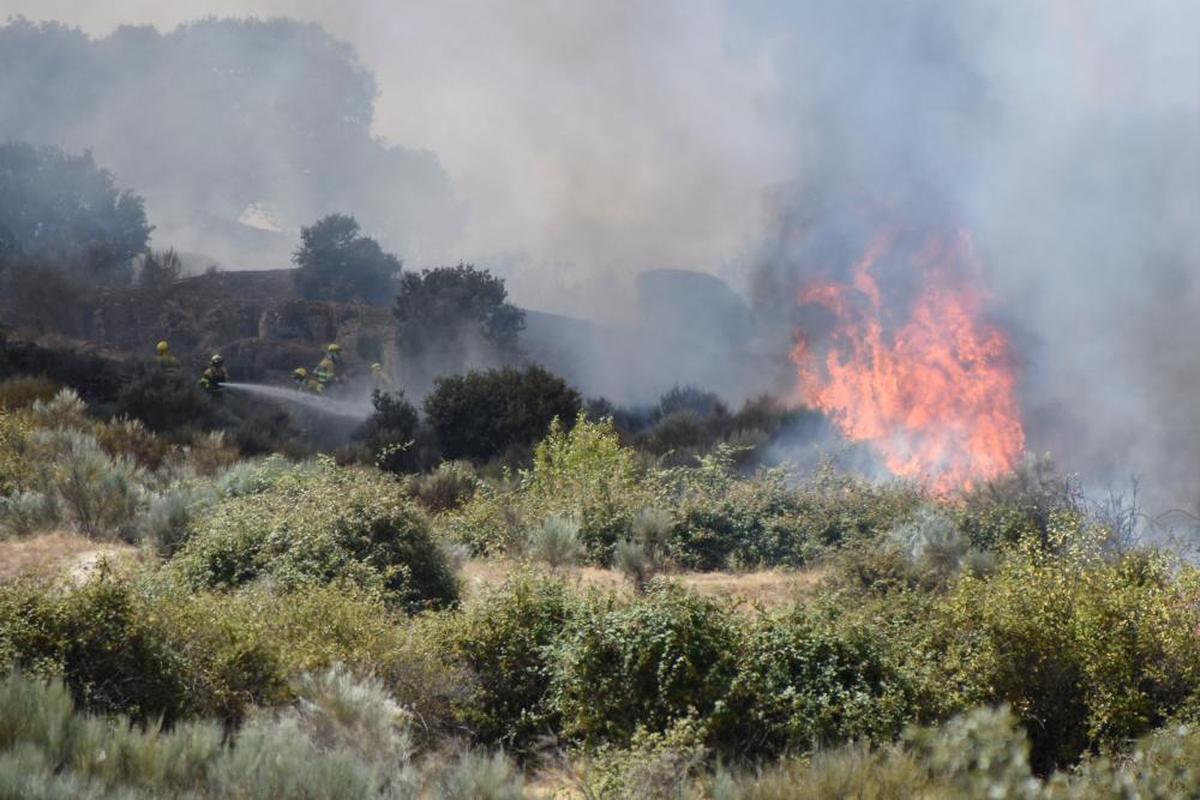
left=393, top=264, right=525, bottom=382
left=0, top=141, right=151, bottom=283
left=292, top=214, right=401, bottom=304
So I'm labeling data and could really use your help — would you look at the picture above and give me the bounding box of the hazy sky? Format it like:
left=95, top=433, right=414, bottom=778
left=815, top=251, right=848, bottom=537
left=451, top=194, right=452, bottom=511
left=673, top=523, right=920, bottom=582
left=2, top=1, right=1198, bottom=502
left=0, top=1, right=791, bottom=311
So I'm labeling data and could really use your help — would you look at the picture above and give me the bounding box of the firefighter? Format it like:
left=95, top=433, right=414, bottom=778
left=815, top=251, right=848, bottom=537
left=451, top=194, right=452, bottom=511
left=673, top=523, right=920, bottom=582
left=199, top=353, right=227, bottom=395
left=156, top=340, right=181, bottom=375
left=292, top=367, right=316, bottom=392
left=370, top=362, right=392, bottom=393
left=313, top=343, right=342, bottom=391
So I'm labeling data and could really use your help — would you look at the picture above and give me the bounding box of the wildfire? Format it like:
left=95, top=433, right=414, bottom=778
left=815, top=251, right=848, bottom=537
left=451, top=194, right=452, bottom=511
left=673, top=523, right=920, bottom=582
left=790, top=227, right=1025, bottom=492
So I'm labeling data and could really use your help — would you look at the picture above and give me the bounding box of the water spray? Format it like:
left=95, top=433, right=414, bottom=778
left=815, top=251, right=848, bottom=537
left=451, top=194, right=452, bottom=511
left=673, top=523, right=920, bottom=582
left=221, top=382, right=372, bottom=420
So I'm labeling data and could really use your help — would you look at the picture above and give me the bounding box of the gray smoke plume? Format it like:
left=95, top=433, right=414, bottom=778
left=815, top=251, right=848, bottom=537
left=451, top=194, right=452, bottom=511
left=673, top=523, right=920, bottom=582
left=1, top=1, right=1197, bottom=510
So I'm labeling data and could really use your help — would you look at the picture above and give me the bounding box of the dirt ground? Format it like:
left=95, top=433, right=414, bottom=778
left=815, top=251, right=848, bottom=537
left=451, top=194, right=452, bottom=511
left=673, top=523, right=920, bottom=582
left=0, top=531, right=140, bottom=583
left=459, top=558, right=826, bottom=610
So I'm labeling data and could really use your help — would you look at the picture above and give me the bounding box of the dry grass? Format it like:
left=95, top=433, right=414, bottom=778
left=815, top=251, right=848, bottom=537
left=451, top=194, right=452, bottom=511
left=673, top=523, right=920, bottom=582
left=459, top=558, right=825, bottom=610
left=0, top=531, right=139, bottom=583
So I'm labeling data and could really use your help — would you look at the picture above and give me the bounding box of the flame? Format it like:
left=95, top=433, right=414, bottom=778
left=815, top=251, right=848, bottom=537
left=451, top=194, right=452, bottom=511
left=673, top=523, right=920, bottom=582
left=790, top=227, right=1025, bottom=492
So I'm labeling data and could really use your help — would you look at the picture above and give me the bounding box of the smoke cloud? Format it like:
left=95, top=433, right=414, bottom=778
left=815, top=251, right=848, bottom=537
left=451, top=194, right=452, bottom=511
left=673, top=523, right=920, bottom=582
left=1, top=1, right=1197, bottom=507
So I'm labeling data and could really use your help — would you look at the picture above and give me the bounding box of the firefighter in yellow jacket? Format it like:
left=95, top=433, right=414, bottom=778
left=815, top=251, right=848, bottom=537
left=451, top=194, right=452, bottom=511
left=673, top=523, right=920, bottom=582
left=312, top=344, right=342, bottom=392
left=199, top=353, right=227, bottom=394
left=156, top=340, right=181, bottom=375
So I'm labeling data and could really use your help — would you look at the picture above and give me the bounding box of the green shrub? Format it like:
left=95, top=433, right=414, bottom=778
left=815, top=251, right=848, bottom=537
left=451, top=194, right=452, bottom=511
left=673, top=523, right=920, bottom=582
left=30, top=427, right=144, bottom=540
left=355, top=390, right=420, bottom=475
left=408, top=461, right=478, bottom=513
left=174, top=459, right=458, bottom=612
left=661, top=455, right=924, bottom=571
left=525, top=514, right=583, bottom=571
left=424, top=365, right=581, bottom=463
left=0, top=410, right=32, bottom=496
left=956, top=454, right=1085, bottom=553
left=929, top=540, right=1200, bottom=772
left=433, top=571, right=576, bottom=749
left=722, top=606, right=921, bottom=757
left=551, top=582, right=741, bottom=746
left=0, top=576, right=190, bottom=724
left=524, top=414, right=649, bottom=563
left=0, top=492, right=59, bottom=538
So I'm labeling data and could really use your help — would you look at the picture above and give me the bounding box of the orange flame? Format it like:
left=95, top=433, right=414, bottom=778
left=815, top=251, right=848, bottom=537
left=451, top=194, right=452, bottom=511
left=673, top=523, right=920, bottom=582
left=790, top=228, right=1025, bottom=492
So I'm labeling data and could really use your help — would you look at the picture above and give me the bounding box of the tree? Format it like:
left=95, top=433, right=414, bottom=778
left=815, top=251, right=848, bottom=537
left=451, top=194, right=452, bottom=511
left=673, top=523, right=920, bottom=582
left=354, top=390, right=420, bottom=474
left=393, top=264, right=525, bottom=381
left=291, top=213, right=401, bottom=304
left=424, top=366, right=581, bottom=462
left=0, top=142, right=151, bottom=283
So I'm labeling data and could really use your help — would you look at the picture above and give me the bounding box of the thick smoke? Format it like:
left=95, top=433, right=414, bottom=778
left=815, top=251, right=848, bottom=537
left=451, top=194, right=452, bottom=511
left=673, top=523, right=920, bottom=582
left=1, top=1, right=1197, bottom=509
left=0, top=15, right=461, bottom=268
left=746, top=0, right=1200, bottom=511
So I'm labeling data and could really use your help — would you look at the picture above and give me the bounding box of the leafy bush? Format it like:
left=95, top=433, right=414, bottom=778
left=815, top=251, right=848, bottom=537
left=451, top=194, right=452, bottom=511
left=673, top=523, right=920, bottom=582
left=425, top=365, right=581, bottom=463
left=957, top=454, right=1085, bottom=553
left=722, top=606, right=921, bottom=757
left=551, top=582, right=741, bottom=746
left=523, top=414, right=649, bottom=562
left=929, top=540, right=1200, bottom=772
left=173, top=459, right=458, bottom=611
left=0, top=576, right=192, bottom=724
left=408, top=461, right=478, bottom=513
left=355, top=390, right=419, bottom=474
left=0, top=410, right=31, bottom=496
left=431, top=571, right=576, bottom=749
left=663, top=457, right=925, bottom=571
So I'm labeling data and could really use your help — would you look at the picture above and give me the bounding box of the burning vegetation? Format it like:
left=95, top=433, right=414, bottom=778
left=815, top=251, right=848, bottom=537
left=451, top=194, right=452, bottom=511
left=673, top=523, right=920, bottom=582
left=790, top=225, right=1026, bottom=493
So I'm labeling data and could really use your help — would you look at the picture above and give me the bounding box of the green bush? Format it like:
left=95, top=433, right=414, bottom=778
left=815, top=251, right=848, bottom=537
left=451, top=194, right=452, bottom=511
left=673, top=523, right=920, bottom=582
left=661, top=455, right=924, bottom=571
left=0, top=576, right=192, bottom=724
left=722, top=606, right=921, bottom=757
left=173, top=459, right=458, bottom=612
left=523, top=414, right=650, bottom=563
left=525, top=514, right=583, bottom=571
left=424, top=365, right=581, bottom=464
left=0, top=669, right=524, bottom=799
left=432, top=571, right=576, bottom=749
left=929, top=540, right=1200, bottom=772
left=355, top=390, right=420, bottom=475
left=408, top=461, right=479, bottom=514
left=551, top=582, right=741, bottom=746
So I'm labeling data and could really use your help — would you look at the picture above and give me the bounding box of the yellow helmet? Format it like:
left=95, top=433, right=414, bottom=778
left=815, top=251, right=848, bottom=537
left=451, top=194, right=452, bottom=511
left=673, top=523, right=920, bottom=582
left=370, top=362, right=383, bottom=374
left=210, top=353, right=224, bottom=366
left=326, top=343, right=342, bottom=354
left=156, top=341, right=169, bottom=355
left=293, top=367, right=308, bottom=378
